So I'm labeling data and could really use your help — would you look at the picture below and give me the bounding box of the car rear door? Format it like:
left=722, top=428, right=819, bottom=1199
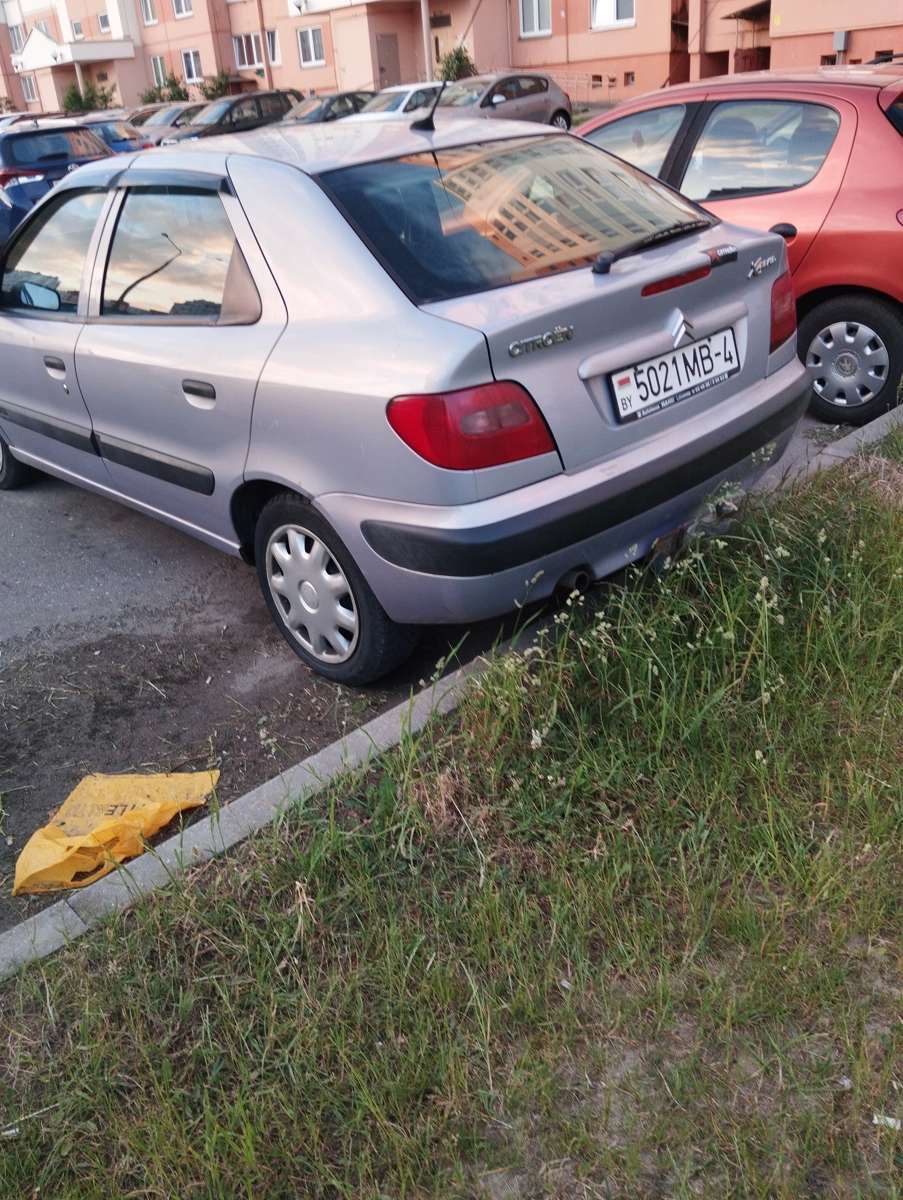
left=676, top=92, right=858, bottom=272
left=74, top=169, right=287, bottom=546
left=0, top=184, right=112, bottom=483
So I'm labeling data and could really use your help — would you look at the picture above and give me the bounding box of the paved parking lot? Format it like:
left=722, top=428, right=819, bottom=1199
left=0, top=413, right=842, bottom=931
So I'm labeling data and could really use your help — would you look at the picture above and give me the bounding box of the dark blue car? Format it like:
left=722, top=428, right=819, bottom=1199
left=0, top=123, right=110, bottom=244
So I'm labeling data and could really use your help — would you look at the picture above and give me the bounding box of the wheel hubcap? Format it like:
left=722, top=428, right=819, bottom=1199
left=805, top=320, right=889, bottom=408
left=266, top=524, right=359, bottom=664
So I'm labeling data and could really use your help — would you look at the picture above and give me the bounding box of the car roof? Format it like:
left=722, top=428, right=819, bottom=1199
left=636, top=65, right=903, bottom=96
left=68, top=116, right=559, bottom=181
left=380, top=81, right=442, bottom=93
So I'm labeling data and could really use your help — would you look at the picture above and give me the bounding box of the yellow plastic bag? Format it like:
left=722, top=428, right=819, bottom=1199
left=13, top=771, right=219, bottom=895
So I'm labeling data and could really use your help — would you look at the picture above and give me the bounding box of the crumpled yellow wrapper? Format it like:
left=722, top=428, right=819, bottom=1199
left=13, top=771, right=219, bottom=895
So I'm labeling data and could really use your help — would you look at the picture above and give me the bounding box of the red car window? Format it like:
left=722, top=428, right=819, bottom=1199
left=682, top=99, right=840, bottom=202
left=584, top=104, right=686, bottom=177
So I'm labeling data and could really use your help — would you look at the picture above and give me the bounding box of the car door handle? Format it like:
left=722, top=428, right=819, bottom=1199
left=43, top=354, right=66, bottom=375
left=182, top=379, right=216, bottom=409
left=769, top=223, right=798, bottom=241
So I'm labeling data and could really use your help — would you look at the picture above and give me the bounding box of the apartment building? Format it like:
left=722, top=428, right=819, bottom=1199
left=0, top=0, right=900, bottom=115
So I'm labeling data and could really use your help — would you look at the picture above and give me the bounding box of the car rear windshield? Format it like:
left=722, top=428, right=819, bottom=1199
left=319, top=135, right=711, bottom=305
left=885, top=97, right=903, bottom=135
left=96, top=121, right=138, bottom=141
left=4, top=128, right=107, bottom=165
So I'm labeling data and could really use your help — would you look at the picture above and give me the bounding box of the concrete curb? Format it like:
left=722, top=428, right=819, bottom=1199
left=2, top=405, right=902, bottom=983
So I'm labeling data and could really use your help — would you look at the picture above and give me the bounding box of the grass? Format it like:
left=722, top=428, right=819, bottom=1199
left=1, top=454, right=901, bottom=1198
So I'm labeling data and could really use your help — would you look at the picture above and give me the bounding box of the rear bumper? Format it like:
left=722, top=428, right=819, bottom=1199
left=318, top=357, right=809, bottom=625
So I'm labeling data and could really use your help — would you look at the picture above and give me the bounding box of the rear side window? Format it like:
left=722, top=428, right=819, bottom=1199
left=101, top=187, right=260, bottom=323
left=885, top=98, right=903, bottom=135
left=681, top=100, right=840, bottom=201
left=259, top=93, right=288, bottom=117
left=5, top=128, right=107, bottom=165
left=319, top=134, right=709, bottom=305
left=0, top=189, right=105, bottom=313
left=584, top=104, right=686, bottom=178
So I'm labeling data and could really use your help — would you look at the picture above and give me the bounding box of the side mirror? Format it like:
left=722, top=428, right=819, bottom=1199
left=19, top=281, right=61, bottom=311
left=491, top=93, right=507, bottom=105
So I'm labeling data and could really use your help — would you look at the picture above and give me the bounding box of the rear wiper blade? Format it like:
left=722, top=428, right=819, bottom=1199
left=704, top=186, right=776, bottom=198
left=592, top=220, right=712, bottom=275
left=35, top=152, right=69, bottom=162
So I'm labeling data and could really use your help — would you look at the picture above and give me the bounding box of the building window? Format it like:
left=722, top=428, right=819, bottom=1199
left=182, top=48, right=202, bottom=82
left=266, top=29, right=279, bottom=64
left=140, top=0, right=157, bottom=26
left=624, top=70, right=635, bottom=85
left=520, top=0, right=551, bottom=37
left=234, top=32, right=263, bottom=69
left=820, top=53, right=836, bottom=65
left=21, top=74, right=38, bottom=102
left=151, top=54, right=166, bottom=87
left=172, top=0, right=192, bottom=18
left=298, top=26, right=325, bottom=67
left=591, top=0, right=635, bottom=29
left=34, top=19, right=51, bottom=35
left=98, top=13, right=110, bottom=32
left=9, top=24, right=24, bottom=52
left=72, top=20, right=84, bottom=38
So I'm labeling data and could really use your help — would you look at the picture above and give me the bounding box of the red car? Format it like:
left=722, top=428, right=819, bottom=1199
left=579, top=67, right=903, bottom=425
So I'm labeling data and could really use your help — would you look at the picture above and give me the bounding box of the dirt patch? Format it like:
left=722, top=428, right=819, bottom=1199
left=0, top=612, right=396, bottom=933
left=847, top=454, right=903, bottom=510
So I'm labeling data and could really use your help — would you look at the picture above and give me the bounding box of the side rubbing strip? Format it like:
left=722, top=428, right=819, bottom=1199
left=97, top=434, right=215, bottom=495
left=0, top=399, right=97, bottom=455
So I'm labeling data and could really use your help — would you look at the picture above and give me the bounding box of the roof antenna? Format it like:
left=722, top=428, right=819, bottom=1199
left=411, top=78, right=448, bottom=133
left=410, top=0, right=486, bottom=132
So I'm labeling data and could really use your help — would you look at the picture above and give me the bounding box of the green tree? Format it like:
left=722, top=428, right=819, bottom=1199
left=439, top=45, right=476, bottom=81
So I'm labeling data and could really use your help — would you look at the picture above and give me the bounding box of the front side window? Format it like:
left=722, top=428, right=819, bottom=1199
left=258, top=93, right=287, bottom=117
left=234, top=33, right=263, bottom=69
left=101, top=188, right=243, bottom=321
left=182, top=48, right=202, bottom=83
left=298, top=26, right=325, bottom=66
left=140, top=0, right=157, bottom=25
left=681, top=99, right=841, bottom=201
left=584, top=103, right=686, bottom=177
left=520, top=0, right=551, bottom=36
left=591, top=0, right=635, bottom=28
left=172, top=0, right=192, bottom=16
left=437, top=77, right=491, bottom=108
left=9, top=24, right=24, bottom=51
left=151, top=55, right=166, bottom=88
left=518, top=76, right=548, bottom=95
left=403, top=88, right=435, bottom=113
left=229, top=97, right=260, bottom=124
left=20, top=74, right=38, bottom=103
left=360, top=90, right=406, bottom=113
left=1, top=190, right=105, bottom=314
left=319, top=134, right=710, bottom=305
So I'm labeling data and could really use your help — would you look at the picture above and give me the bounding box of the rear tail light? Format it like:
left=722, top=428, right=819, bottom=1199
left=769, top=269, right=796, bottom=352
left=386, top=381, right=556, bottom=470
left=140, top=141, right=154, bottom=150
left=641, top=265, right=711, bottom=296
left=0, top=167, right=45, bottom=187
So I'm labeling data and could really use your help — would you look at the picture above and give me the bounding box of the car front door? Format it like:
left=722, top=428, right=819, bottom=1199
left=228, top=96, right=262, bottom=133
left=485, top=77, right=524, bottom=119
left=515, top=76, right=549, bottom=122
left=74, top=173, right=287, bottom=547
left=0, top=185, right=112, bottom=482
left=677, top=94, right=857, bottom=272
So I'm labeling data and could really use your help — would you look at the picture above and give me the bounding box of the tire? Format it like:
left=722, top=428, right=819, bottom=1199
left=0, top=432, right=35, bottom=490
left=550, top=110, right=571, bottom=130
left=254, top=493, right=420, bottom=685
left=798, top=295, right=903, bottom=426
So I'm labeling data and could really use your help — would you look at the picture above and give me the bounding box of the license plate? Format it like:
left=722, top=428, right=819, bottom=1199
left=610, top=327, right=740, bottom=423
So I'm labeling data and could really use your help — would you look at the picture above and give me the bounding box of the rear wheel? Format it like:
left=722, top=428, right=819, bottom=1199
left=0, top=433, right=35, bottom=490
left=254, top=494, right=419, bottom=685
left=550, top=110, right=571, bottom=130
left=799, top=295, right=903, bottom=426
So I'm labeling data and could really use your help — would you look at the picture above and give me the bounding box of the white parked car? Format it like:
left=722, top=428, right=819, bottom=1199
left=349, top=82, right=443, bottom=122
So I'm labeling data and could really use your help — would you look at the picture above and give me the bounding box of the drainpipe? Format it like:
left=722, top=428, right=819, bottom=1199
left=73, top=59, right=85, bottom=92
left=256, top=0, right=273, bottom=88
left=420, top=0, right=431, bottom=80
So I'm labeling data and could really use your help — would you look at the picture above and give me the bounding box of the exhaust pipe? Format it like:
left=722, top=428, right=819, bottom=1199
left=558, top=566, right=592, bottom=594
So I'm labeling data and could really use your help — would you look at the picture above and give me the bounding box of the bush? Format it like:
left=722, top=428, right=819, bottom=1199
left=439, top=44, right=476, bottom=81
left=198, top=71, right=231, bottom=101
left=62, top=80, right=115, bottom=112
left=139, top=73, right=188, bottom=105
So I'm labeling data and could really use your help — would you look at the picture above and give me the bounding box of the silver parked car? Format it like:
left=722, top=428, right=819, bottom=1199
left=0, top=120, right=807, bottom=683
left=437, top=72, right=573, bottom=128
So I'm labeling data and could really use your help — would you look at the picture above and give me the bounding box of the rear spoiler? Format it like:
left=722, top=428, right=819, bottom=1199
left=878, top=79, right=903, bottom=111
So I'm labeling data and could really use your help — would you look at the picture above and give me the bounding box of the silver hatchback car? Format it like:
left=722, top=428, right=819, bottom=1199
left=0, top=120, right=807, bottom=684
left=436, top=72, right=573, bottom=128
